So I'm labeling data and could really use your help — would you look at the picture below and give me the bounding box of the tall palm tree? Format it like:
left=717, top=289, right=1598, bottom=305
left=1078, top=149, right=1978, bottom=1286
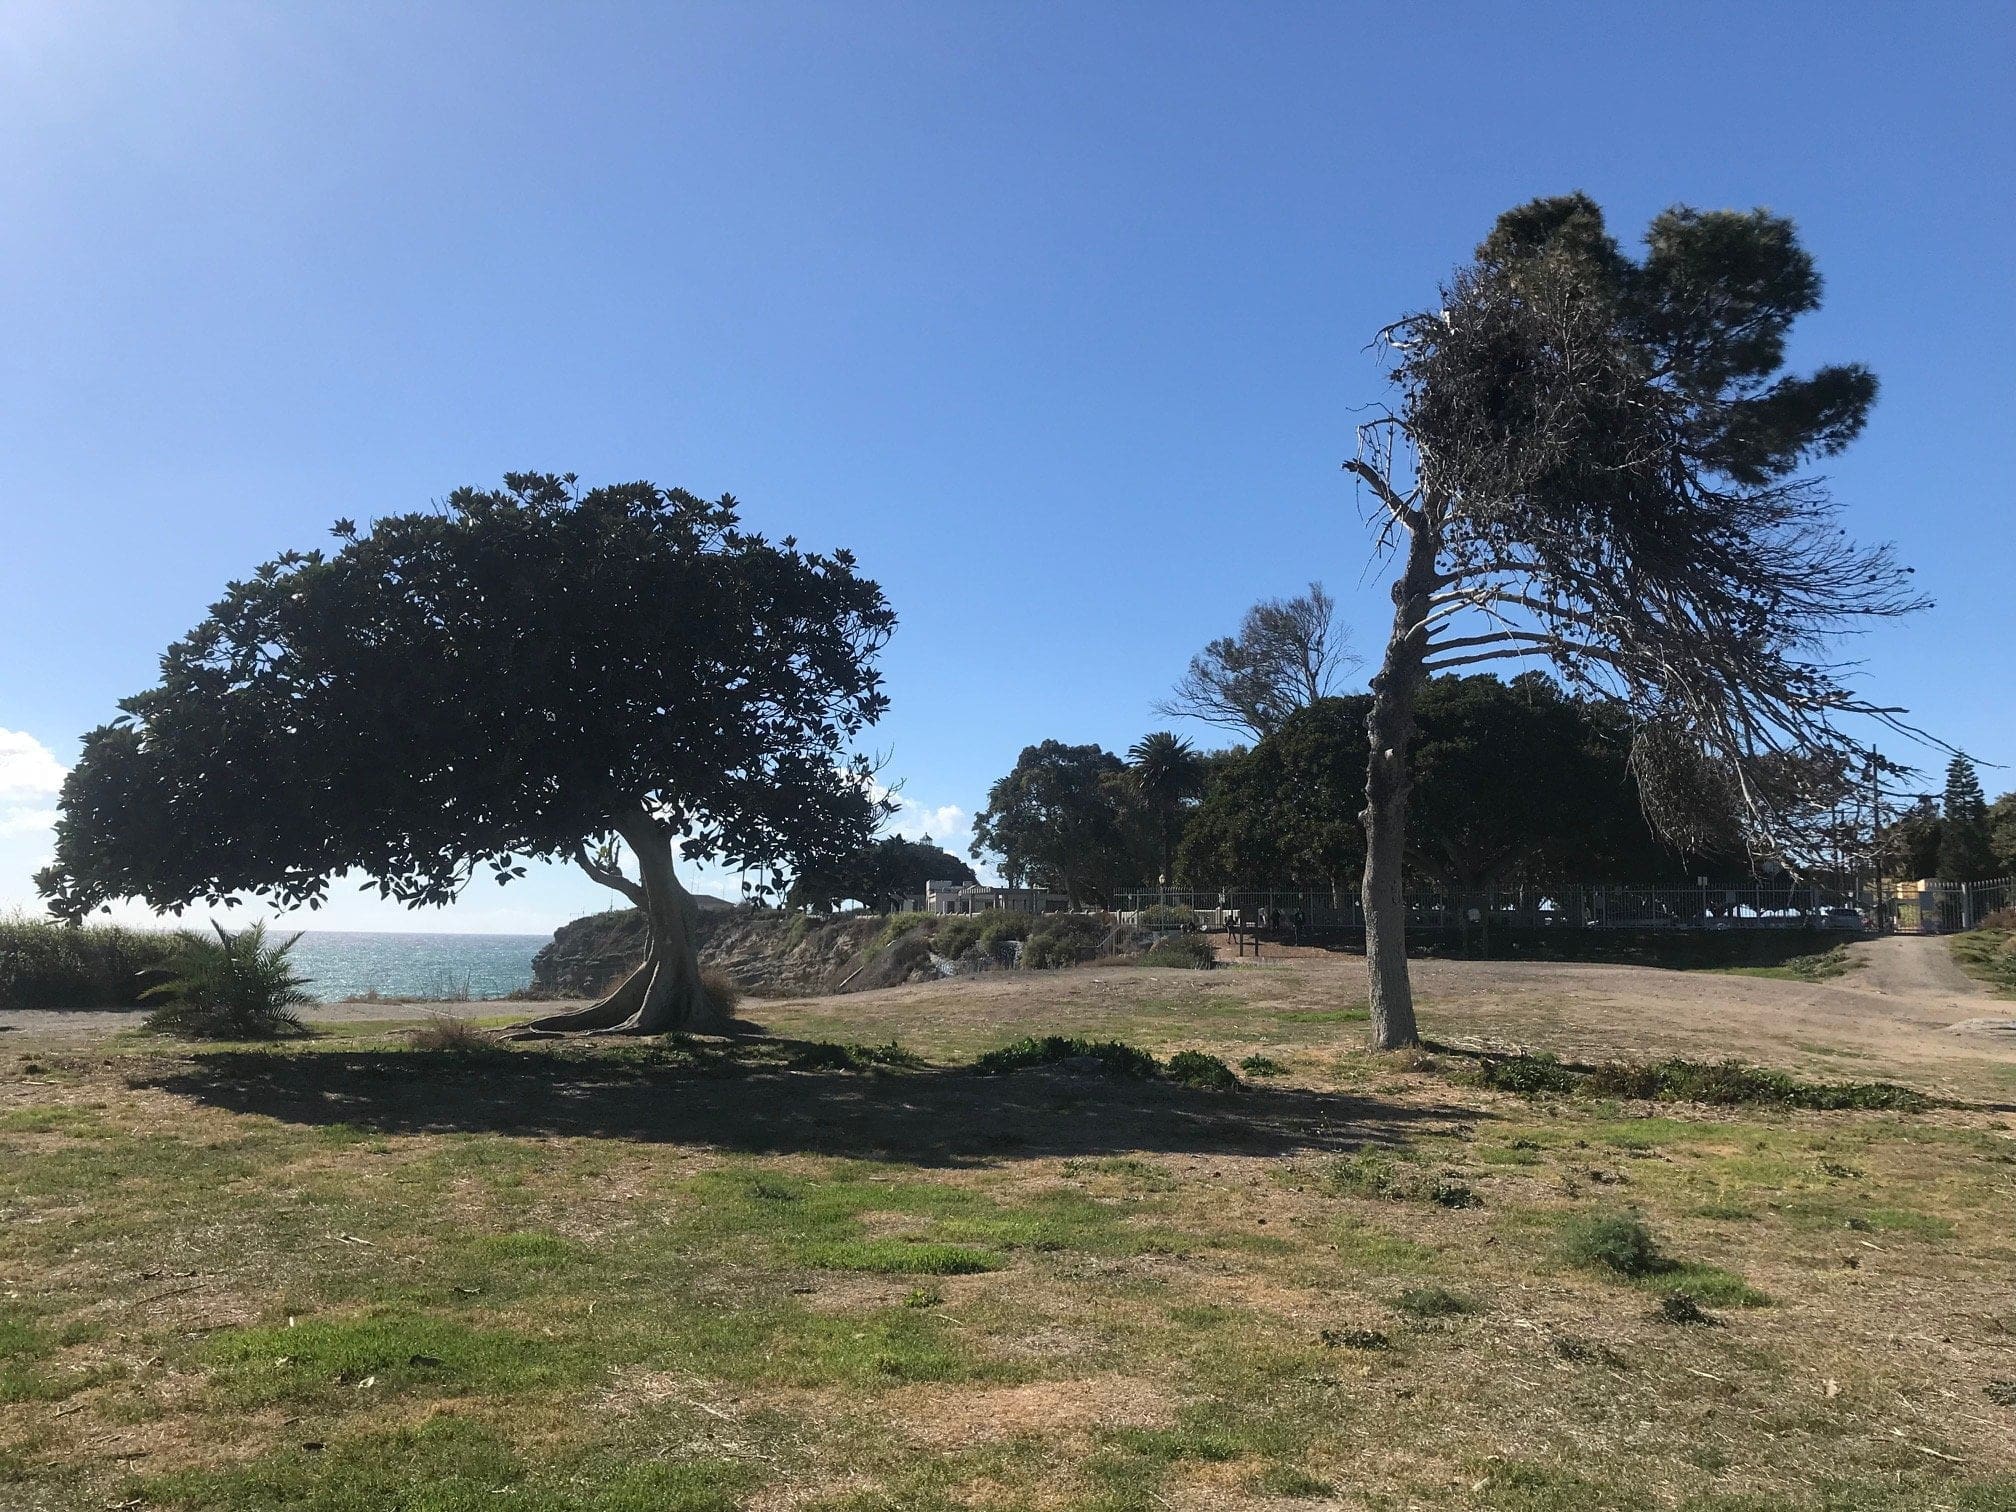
left=1128, top=731, right=1204, bottom=888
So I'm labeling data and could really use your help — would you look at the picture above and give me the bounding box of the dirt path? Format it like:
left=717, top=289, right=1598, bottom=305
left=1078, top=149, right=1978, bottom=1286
left=1842, top=933, right=1990, bottom=1002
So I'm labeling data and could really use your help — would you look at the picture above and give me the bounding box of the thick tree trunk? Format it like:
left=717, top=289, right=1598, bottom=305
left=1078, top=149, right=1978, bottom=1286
left=517, top=811, right=725, bottom=1036
left=1360, top=518, right=1441, bottom=1051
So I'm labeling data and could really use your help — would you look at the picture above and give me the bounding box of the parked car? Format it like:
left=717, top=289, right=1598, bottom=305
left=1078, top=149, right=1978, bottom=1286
left=1822, top=907, right=1868, bottom=931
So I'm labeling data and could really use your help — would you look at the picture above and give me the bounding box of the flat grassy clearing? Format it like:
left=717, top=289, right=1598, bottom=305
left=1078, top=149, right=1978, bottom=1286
left=1952, top=928, right=2016, bottom=998
left=4, top=959, right=2016, bottom=1510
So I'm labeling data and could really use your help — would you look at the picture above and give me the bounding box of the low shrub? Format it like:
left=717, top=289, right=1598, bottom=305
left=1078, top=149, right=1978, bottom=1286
left=143, top=923, right=313, bottom=1039
left=1587, top=1057, right=1930, bottom=1111
left=931, top=917, right=985, bottom=958
left=699, top=967, right=743, bottom=1019
left=1239, top=1054, right=1287, bottom=1077
left=1469, top=1051, right=1580, bottom=1096
left=1464, top=1050, right=1930, bottom=1112
left=792, top=1040, right=923, bottom=1071
left=973, top=1035, right=1159, bottom=1078
left=1653, top=1293, right=1717, bottom=1327
left=0, top=914, right=180, bottom=1010
left=876, top=911, right=934, bottom=945
left=1024, top=913, right=1111, bottom=969
left=1137, top=903, right=1198, bottom=931
left=978, top=913, right=1035, bottom=946
left=1166, top=1049, right=1239, bottom=1091
left=1141, top=935, right=1217, bottom=970
left=1559, top=1212, right=1663, bottom=1278
left=408, top=1016, right=492, bottom=1052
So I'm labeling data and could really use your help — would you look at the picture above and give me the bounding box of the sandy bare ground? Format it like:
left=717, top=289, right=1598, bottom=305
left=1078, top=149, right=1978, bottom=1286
left=6, top=935, right=2011, bottom=1097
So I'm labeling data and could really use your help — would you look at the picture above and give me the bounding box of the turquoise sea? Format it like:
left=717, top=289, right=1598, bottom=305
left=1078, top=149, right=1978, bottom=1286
left=285, top=931, right=549, bottom=1002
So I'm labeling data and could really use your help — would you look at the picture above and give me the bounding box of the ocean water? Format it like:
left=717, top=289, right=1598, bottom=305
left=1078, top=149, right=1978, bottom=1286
left=284, top=931, right=549, bottom=1002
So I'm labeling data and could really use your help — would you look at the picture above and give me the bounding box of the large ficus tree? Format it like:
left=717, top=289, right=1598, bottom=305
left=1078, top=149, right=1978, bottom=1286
left=1346, top=195, right=1926, bottom=1049
left=38, top=474, right=895, bottom=1035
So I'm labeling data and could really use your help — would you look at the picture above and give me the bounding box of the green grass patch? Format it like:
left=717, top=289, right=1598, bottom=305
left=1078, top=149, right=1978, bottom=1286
left=799, top=1240, right=1002, bottom=1275
left=202, top=1311, right=590, bottom=1407
left=1952, top=927, right=2016, bottom=995
left=141, top=1414, right=760, bottom=1512
left=1723, top=944, right=1859, bottom=982
left=1556, top=1212, right=1768, bottom=1305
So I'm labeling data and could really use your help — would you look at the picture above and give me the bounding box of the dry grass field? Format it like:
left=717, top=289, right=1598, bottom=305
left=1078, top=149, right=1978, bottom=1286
left=3, top=939, right=2014, bottom=1511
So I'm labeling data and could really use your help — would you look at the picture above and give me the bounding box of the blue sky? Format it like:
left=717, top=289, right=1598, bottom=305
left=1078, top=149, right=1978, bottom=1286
left=2, top=1, right=2010, bottom=933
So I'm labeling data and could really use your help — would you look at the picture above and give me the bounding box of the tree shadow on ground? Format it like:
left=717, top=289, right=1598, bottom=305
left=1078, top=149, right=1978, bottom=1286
left=131, top=1039, right=1481, bottom=1167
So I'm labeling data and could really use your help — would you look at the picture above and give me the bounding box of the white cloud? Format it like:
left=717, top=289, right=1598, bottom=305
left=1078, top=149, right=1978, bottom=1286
left=887, top=799, right=967, bottom=844
left=0, top=806, right=58, bottom=838
left=0, top=730, right=66, bottom=799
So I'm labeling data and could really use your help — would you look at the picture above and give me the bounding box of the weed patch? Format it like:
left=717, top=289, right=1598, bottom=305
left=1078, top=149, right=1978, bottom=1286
left=1319, top=1151, right=1478, bottom=1208
left=973, top=1036, right=1159, bottom=1078
left=1460, top=1050, right=1931, bottom=1111
left=1141, top=936, right=1217, bottom=970
left=1165, top=1049, right=1239, bottom=1090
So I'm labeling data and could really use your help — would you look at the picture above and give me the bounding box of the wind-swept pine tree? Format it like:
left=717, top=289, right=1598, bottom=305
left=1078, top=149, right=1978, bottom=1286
left=1344, top=195, right=1928, bottom=1049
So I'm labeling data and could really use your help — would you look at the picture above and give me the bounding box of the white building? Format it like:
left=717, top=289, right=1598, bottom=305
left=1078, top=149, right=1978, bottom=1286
left=915, top=879, right=1070, bottom=916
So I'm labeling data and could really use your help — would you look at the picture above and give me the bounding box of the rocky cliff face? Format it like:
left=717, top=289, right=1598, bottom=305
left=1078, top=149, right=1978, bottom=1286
left=528, top=906, right=918, bottom=998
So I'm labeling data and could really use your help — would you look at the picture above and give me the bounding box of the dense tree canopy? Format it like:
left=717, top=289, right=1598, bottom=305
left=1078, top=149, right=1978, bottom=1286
left=39, top=474, right=895, bottom=1033
left=969, top=741, right=1151, bottom=905
left=1177, top=676, right=1683, bottom=893
left=789, top=836, right=976, bottom=913
left=1343, top=194, right=1919, bottom=1048
left=1177, top=698, right=1369, bottom=891
left=1991, top=791, right=2016, bottom=879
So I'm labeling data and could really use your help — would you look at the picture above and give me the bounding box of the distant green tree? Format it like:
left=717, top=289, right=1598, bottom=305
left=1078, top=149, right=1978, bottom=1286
left=1879, top=798, right=1943, bottom=882
left=1126, top=732, right=1205, bottom=885
left=38, top=475, right=894, bottom=1035
left=970, top=741, right=1146, bottom=906
left=790, top=836, right=976, bottom=912
left=1178, top=698, right=1370, bottom=893
left=1178, top=677, right=1681, bottom=897
left=1937, top=756, right=1998, bottom=882
left=1989, top=791, right=2016, bottom=878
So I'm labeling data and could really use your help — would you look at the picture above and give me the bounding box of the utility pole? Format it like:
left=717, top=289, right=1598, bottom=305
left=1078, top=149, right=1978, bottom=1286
left=1867, top=747, right=1884, bottom=935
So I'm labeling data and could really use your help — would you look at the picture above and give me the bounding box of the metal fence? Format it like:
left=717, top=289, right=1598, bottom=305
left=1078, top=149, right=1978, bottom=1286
left=1885, top=877, right=2011, bottom=935
left=1121, top=878, right=2016, bottom=935
left=1117, top=884, right=1857, bottom=934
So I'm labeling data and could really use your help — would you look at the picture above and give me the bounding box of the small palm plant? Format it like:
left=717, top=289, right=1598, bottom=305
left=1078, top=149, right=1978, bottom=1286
left=143, top=921, right=313, bottom=1038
